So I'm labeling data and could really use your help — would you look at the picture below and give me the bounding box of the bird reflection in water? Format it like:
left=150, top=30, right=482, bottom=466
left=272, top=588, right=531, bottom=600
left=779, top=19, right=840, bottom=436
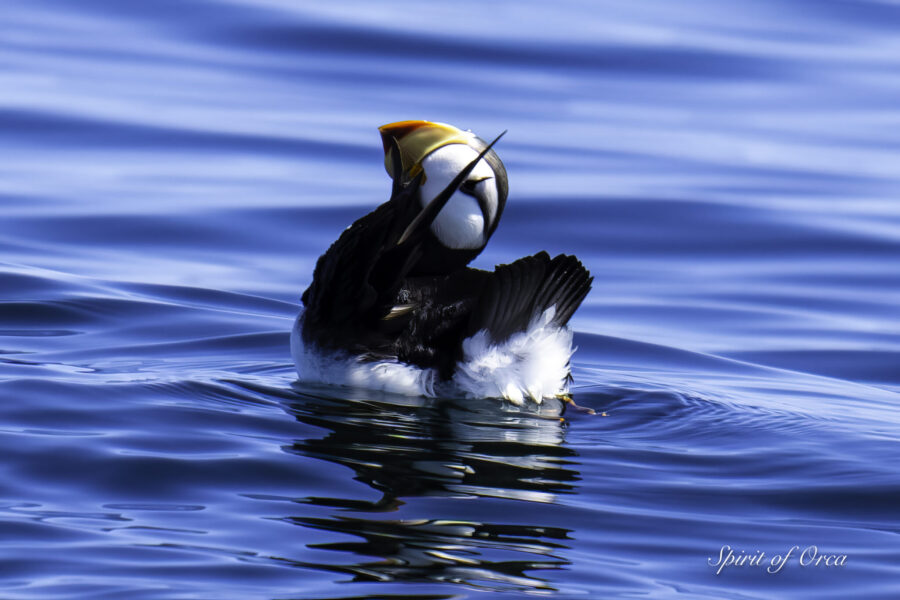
left=280, top=384, right=582, bottom=593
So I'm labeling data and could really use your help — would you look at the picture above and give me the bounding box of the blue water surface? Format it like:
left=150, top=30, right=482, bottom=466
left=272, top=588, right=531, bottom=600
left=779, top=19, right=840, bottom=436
left=2, top=1, right=899, bottom=598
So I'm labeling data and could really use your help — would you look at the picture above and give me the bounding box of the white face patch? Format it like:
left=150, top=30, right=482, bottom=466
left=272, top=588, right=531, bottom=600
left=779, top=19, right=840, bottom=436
left=420, top=144, right=499, bottom=250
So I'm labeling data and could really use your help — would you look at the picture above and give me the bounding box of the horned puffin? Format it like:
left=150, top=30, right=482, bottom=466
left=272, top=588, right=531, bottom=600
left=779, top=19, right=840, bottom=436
left=292, top=120, right=592, bottom=405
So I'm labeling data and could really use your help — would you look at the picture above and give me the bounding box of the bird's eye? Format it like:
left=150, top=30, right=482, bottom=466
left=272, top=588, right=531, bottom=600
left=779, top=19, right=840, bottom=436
left=460, top=176, right=490, bottom=196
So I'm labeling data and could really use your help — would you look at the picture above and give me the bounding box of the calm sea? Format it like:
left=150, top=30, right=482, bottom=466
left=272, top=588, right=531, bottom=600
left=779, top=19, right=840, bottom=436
left=2, top=1, right=899, bottom=598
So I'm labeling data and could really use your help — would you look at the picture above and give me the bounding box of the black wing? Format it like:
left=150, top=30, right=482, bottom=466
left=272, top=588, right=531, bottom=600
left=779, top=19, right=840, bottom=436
left=300, top=191, right=421, bottom=346
left=393, top=252, right=592, bottom=376
left=465, top=251, right=593, bottom=344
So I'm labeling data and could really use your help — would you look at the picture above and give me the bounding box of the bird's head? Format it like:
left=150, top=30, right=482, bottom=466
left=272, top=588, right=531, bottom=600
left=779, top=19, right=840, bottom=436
left=379, top=120, right=508, bottom=252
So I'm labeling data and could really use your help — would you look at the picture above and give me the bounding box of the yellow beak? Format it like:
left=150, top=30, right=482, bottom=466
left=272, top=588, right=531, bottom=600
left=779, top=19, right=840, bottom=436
left=379, top=120, right=475, bottom=179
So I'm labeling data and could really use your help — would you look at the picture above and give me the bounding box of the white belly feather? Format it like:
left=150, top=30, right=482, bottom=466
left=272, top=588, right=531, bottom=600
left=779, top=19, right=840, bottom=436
left=290, top=308, right=574, bottom=404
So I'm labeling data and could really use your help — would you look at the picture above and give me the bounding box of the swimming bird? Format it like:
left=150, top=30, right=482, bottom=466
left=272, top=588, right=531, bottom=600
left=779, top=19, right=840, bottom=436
left=292, top=120, right=592, bottom=405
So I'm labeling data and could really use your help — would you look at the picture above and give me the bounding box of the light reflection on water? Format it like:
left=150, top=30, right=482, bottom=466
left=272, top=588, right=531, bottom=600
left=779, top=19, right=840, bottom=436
left=279, top=389, right=575, bottom=591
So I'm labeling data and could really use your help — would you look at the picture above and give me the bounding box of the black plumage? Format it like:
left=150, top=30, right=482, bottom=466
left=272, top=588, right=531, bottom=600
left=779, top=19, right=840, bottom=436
left=300, top=128, right=592, bottom=391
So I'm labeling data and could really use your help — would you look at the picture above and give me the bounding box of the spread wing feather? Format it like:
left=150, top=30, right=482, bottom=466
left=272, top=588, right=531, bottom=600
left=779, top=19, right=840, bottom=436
left=466, top=252, right=593, bottom=343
